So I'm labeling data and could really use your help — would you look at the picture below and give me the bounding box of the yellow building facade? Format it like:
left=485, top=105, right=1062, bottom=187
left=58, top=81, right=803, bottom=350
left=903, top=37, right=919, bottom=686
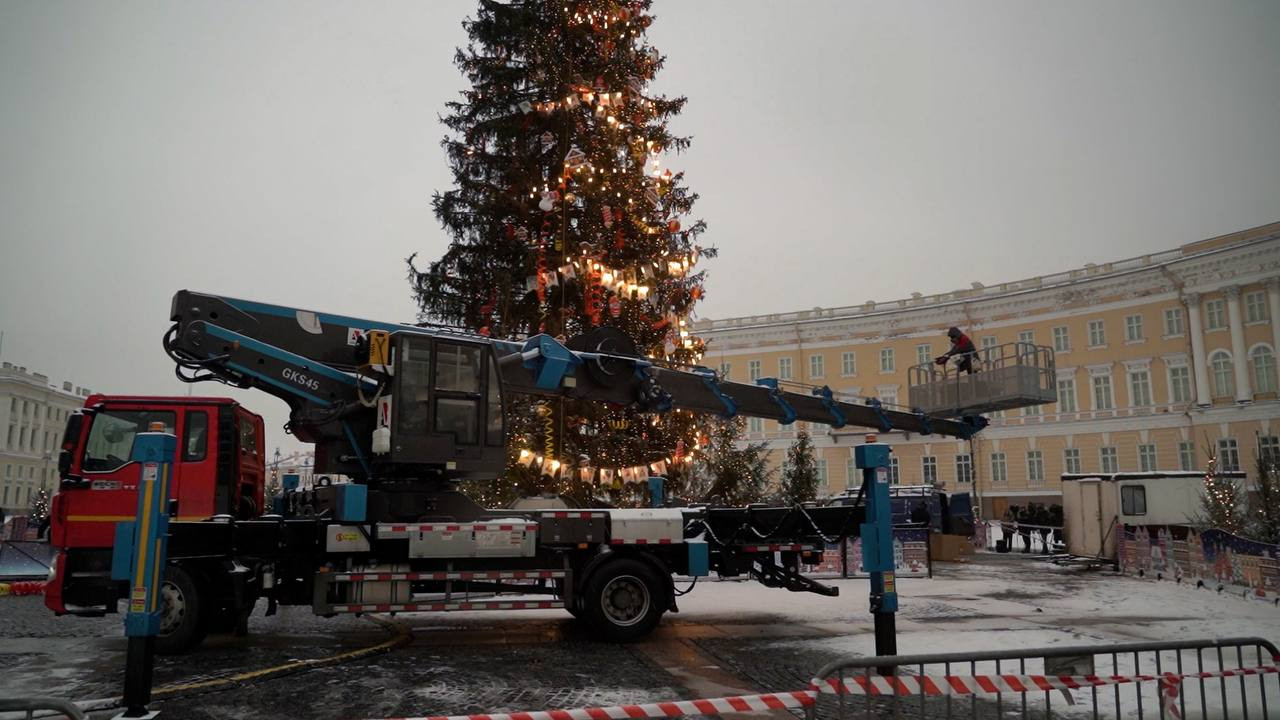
left=697, top=222, right=1280, bottom=518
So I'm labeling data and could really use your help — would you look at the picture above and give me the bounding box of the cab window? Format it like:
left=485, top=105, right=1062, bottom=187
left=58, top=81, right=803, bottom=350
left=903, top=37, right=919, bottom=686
left=183, top=411, right=208, bottom=462
left=238, top=416, right=258, bottom=455
left=83, top=410, right=176, bottom=473
left=434, top=343, right=482, bottom=445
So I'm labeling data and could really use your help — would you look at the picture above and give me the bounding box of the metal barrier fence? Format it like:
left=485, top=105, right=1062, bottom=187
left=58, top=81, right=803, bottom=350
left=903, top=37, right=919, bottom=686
left=806, top=636, right=1278, bottom=719
left=0, top=696, right=85, bottom=719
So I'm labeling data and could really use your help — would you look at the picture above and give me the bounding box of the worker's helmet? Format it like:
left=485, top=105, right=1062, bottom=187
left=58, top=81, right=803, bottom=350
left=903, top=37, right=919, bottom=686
left=947, top=326, right=962, bottom=339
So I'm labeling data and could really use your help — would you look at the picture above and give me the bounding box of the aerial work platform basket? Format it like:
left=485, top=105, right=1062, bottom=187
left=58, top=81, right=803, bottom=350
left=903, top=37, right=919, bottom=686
left=908, top=341, right=1056, bottom=418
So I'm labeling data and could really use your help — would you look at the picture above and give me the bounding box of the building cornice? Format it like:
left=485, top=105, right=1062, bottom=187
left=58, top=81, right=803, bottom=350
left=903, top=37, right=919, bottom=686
left=699, top=225, right=1280, bottom=350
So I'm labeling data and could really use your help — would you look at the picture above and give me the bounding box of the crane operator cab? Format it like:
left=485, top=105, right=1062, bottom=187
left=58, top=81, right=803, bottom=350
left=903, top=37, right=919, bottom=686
left=377, top=332, right=506, bottom=475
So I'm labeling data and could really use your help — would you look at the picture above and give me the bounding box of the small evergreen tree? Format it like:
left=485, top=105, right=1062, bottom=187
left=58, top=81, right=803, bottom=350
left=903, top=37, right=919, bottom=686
left=1197, top=445, right=1246, bottom=534
left=695, top=418, right=770, bottom=507
left=778, top=429, right=820, bottom=506
left=1251, top=449, right=1280, bottom=545
left=27, top=487, right=50, bottom=537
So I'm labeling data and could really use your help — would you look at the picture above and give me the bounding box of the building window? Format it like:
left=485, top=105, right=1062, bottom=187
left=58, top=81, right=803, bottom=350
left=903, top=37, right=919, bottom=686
left=841, top=352, right=856, bottom=376
left=1092, top=373, right=1114, bottom=410
left=1164, top=307, right=1184, bottom=337
left=1053, top=326, right=1070, bottom=352
left=878, top=387, right=898, bottom=407
left=1246, top=291, right=1268, bottom=323
left=1027, top=450, right=1044, bottom=486
left=1057, top=378, right=1077, bottom=413
left=879, top=348, right=894, bottom=373
left=719, top=362, right=731, bottom=380
left=1088, top=319, right=1106, bottom=347
left=888, top=456, right=900, bottom=485
left=1018, top=330, right=1034, bottom=345
left=1024, top=401, right=1041, bottom=416
left=1128, top=369, right=1152, bottom=407
left=1100, top=447, right=1119, bottom=473
left=809, top=355, right=825, bottom=379
left=1205, top=299, right=1226, bottom=330
left=748, top=360, right=762, bottom=381
left=1169, top=365, right=1192, bottom=403
left=1125, top=315, right=1144, bottom=342
left=748, top=416, right=763, bottom=433
left=1209, top=351, right=1234, bottom=398
left=955, top=454, right=972, bottom=484
left=990, top=453, right=1007, bottom=484
left=1064, top=448, right=1081, bottom=474
left=778, top=357, right=792, bottom=380
left=980, top=336, right=998, bottom=362
left=1259, top=436, right=1280, bottom=465
left=1179, top=441, right=1196, bottom=471
left=1138, top=444, right=1157, bottom=472
left=1251, top=346, right=1277, bottom=394
left=4, top=425, right=12, bottom=450
left=922, top=456, right=937, bottom=485
left=1218, top=438, right=1240, bottom=472
left=915, top=344, right=932, bottom=367
left=846, top=457, right=857, bottom=488
left=1, top=486, right=6, bottom=506
left=816, top=458, right=828, bottom=488
left=1120, top=486, right=1147, bottom=516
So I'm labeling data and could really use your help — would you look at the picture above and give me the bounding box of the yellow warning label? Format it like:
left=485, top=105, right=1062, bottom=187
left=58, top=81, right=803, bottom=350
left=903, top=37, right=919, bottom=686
left=368, top=330, right=390, bottom=366
left=130, top=601, right=145, bottom=612
left=883, top=572, right=896, bottom=593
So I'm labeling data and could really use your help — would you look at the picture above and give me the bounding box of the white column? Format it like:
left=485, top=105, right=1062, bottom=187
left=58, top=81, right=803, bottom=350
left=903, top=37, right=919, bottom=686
left=1267, top=277, right=1280, bottom=354
left=1224, top=285, right=1252, bottom=403
left=1183, top=293, right=1211, bottom=407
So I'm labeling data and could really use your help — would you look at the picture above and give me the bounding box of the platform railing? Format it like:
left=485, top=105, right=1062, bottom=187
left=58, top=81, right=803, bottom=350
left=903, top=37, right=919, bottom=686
left=908, top=341, right=1056, bottom=417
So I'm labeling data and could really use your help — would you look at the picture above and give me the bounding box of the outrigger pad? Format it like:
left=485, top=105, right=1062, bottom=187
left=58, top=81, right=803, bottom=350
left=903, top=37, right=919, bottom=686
left=749, top=555, right=840, bottom=596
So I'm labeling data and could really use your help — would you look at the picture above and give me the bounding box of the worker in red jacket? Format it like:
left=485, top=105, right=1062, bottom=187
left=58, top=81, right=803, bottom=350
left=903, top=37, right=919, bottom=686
left=935, top=326, right=978, bottom=374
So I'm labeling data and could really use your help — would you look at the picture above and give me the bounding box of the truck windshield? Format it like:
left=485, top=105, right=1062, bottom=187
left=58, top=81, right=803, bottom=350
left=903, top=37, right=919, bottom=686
left=83, top=410, right=176, bottom=473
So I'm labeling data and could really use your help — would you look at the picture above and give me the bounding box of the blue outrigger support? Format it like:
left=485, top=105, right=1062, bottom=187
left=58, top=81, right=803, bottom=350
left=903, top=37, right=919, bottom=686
left=110, top=427, right=177, bottom=718
left=855, top=433, right=898, bottom=669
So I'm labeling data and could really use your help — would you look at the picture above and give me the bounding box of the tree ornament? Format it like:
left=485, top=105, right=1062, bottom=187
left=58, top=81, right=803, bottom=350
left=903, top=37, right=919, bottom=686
left=667, top=218, right=680, bottom=233
left=539, top=189, right=559, bottom=212
left=540, top=131, right=556, bottom=153
left=514, top=226, right=530, bottom=244
left=564, top=145, right=588, bottom=170
left=602, top=205, right=613, bottom=228
left=609, top=294, right=621, bottom=317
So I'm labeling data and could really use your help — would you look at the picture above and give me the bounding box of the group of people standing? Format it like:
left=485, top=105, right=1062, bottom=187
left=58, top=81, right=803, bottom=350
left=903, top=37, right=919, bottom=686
left=1001, top=503, right=1064, bottom=553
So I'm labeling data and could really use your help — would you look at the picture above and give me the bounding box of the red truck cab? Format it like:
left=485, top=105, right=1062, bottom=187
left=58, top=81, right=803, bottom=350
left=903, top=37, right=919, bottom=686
left=46, top=395, right=265, bottom=616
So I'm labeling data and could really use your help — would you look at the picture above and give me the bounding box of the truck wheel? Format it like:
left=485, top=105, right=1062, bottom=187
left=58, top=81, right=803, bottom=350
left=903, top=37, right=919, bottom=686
left=583, top=558, right=664, bottom=642
left=155, top=565, right=207, bottom=654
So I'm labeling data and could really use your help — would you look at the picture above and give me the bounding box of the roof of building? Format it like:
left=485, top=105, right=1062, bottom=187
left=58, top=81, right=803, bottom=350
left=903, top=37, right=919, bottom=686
left=698, top=221, right=1280, bottom=333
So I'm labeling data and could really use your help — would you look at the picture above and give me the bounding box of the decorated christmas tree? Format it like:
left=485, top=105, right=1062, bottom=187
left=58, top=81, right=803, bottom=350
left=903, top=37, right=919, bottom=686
left=27, top=487, right=50, bottom=534
left=1197, top=446, right=1245, bottom=535
left=410, top=0, right=713, bottom=506
left=690, top=417, right=771, bottom=507
left=778, top=429, right=820, bottom=506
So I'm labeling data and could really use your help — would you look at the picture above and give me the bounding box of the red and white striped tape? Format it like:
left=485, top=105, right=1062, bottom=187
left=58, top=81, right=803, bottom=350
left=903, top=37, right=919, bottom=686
left=382, top=689, right=816, bottom=720
left=368, top=663, right=1280, bottom=720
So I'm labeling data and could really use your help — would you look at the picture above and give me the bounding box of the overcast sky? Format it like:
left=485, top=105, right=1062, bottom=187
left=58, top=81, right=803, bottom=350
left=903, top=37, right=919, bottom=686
left=1, top=1, right=1277, bottom=457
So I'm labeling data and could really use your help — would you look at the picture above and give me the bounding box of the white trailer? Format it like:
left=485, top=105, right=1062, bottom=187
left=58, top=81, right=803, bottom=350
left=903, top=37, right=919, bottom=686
left=1060, top=471, right=1248, bottom=561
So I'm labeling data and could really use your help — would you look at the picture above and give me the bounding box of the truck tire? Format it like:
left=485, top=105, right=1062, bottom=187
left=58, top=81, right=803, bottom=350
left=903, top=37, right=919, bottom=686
left=155, top=565, right=207, bottom=655
left=582, top=557, right=664, bottom=642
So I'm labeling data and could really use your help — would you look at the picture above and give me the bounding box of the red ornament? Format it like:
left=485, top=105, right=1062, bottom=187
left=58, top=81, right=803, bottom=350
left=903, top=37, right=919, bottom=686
left=609, top=295, right=621, bottom=317
left=667, top=218, right=681, bottom=233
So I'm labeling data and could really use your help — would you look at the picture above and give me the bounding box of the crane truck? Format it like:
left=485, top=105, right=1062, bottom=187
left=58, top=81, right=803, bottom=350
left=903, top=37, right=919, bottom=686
left=46, top=290, right=1020, bottom=653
